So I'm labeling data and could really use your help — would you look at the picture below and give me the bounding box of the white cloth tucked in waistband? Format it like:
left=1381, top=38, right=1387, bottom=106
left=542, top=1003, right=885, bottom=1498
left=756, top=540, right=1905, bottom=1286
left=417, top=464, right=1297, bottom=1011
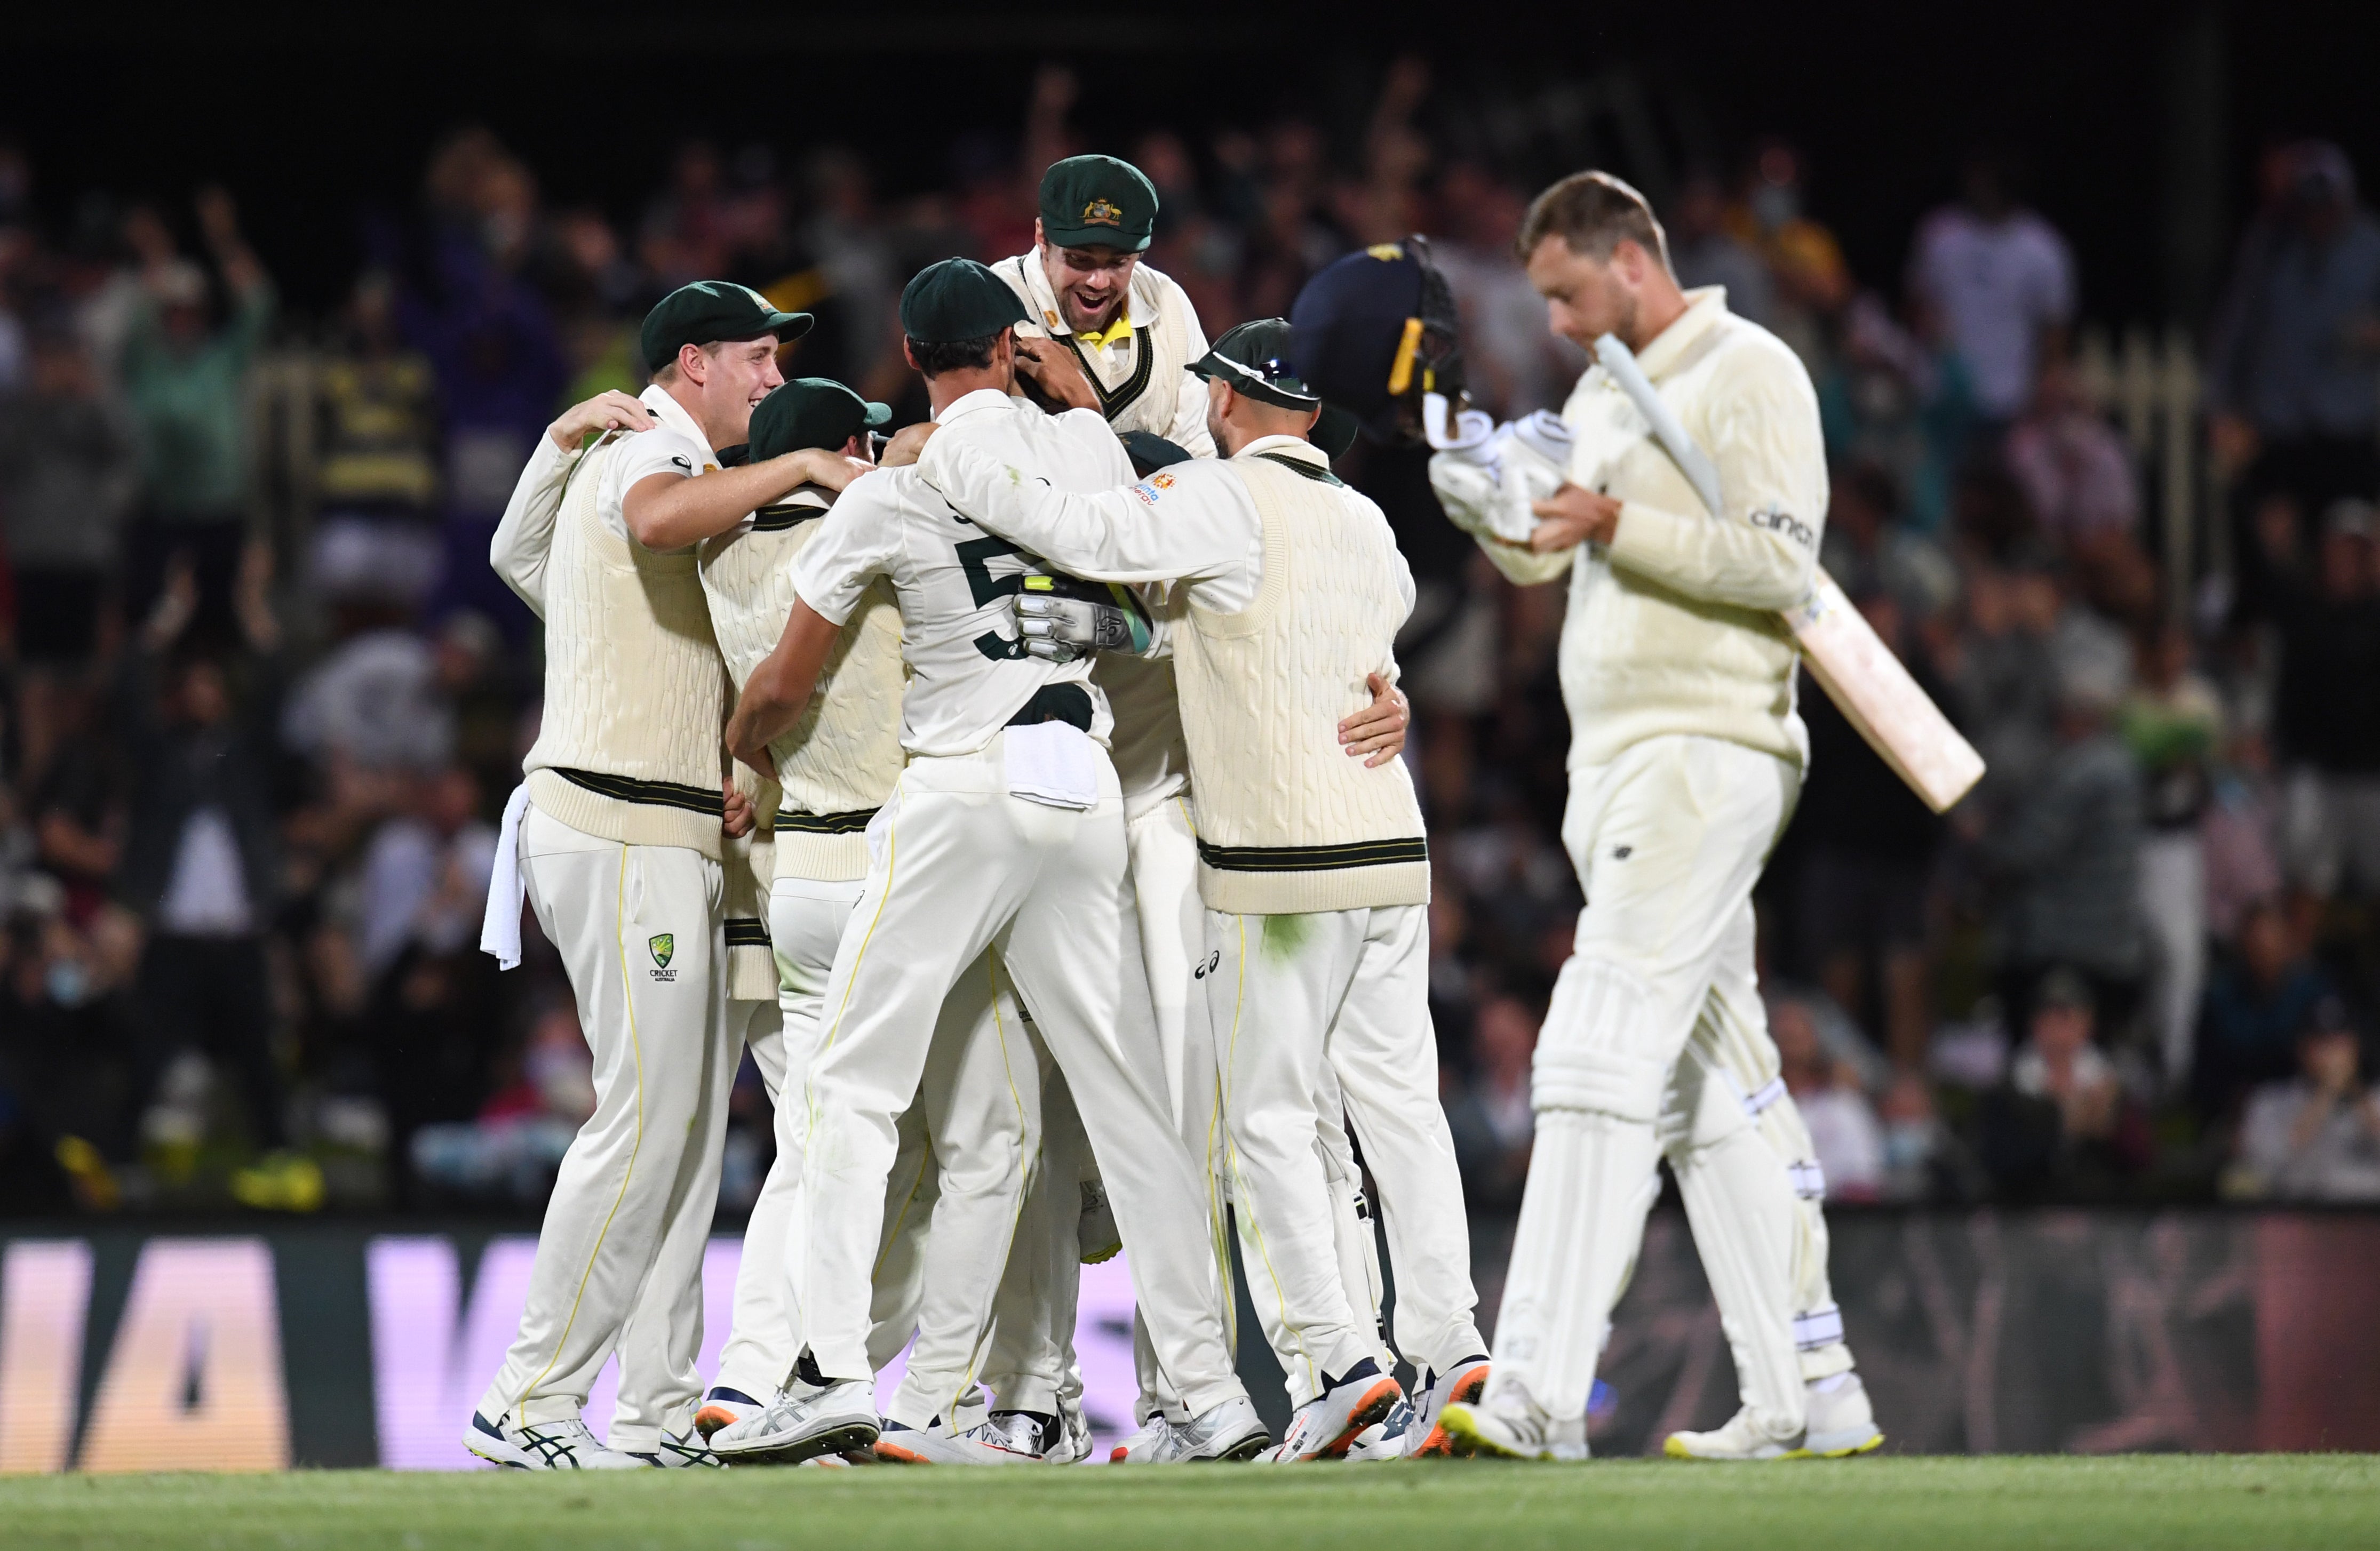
left=1004, top=722, right=1100, bottom=810
left=479, top=782, right=534, bottom=970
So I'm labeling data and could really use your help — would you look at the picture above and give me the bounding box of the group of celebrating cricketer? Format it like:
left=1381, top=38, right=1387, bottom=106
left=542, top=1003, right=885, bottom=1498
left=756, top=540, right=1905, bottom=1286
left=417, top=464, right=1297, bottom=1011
left=459, top=151, right=1887, bottom=1472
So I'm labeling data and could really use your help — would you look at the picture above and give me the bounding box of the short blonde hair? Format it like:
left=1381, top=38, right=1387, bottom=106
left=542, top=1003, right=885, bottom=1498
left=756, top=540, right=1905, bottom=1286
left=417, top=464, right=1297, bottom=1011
left=1517, top=171, right=1671, bottom=273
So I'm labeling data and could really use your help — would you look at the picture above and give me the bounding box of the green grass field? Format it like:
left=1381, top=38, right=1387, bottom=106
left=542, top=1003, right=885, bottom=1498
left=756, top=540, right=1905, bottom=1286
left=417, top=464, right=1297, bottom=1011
left=5, top=1457, right=2379, bottom=1550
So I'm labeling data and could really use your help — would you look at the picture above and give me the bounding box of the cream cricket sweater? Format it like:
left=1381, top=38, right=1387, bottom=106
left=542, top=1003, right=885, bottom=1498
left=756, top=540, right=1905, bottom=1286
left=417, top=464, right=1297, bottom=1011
left=1000, top=252, right=1213, bottom=454
left=521, top=436, right=731, bottom=857
left=1174, top=451, right=1430, bottom=913
left=1462, top=288, right=1827, bottom=771
left=698, top=490, right=906, bottom=881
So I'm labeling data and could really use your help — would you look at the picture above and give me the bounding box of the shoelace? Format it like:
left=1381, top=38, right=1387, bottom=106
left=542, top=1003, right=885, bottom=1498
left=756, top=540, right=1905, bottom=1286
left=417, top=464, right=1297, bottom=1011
left=519, top=1419, right=603, bottom=1464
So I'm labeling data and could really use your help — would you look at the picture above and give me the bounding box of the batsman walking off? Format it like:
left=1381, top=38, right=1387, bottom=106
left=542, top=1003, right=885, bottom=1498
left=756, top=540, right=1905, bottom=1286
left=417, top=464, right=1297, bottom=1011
left=1429, top=172, right=1883, bottom=1462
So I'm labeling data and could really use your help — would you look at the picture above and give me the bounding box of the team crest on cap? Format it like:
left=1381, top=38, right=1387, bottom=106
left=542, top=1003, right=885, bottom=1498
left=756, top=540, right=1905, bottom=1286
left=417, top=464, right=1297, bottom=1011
left=1082, top=198, right=1124, bottom=228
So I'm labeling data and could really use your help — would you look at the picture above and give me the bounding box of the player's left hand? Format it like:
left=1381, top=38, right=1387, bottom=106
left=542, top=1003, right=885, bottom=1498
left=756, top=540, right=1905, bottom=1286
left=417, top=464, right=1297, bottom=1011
left=1014, top=335, right=1100, bottom=412
left=722, top=779, right=757, bottom=838
left=1339, top=671, right=1409, bottom=767
left=1530, top=483, right=1623, bottom=551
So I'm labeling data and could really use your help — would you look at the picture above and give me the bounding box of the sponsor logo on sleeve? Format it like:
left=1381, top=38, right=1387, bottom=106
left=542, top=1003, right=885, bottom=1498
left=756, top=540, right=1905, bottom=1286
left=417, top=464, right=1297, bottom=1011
left=1749, top=504, right=1816, bottom=548
left=1128, top=482, right=1160, bottom=505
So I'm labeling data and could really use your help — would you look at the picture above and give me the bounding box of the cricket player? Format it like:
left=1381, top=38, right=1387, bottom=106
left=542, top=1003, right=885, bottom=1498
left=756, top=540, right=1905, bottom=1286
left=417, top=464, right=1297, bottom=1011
left=693, top=378, right=1049, bottom=1466
left=998, top=153, right=1213, bottom=452
left=467, top=283, right=857, bottom=1468
left=708, top=258, right=1264, bottom=1467
left=1422, top=173, right=1882, bottom=1461
left=917, top=318, right=1490, bottom=1462
left=981, top=153, right=1407, bottom=1464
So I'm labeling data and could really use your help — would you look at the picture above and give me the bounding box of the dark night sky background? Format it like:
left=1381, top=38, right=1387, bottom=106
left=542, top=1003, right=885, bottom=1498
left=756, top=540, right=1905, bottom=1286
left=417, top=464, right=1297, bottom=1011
left=11, top=2, right=2379, bottom=324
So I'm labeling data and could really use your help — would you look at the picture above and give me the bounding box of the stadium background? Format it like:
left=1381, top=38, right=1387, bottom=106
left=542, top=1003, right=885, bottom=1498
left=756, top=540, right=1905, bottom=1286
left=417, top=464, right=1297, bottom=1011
left=4, top=0, right=2380, bottom=1473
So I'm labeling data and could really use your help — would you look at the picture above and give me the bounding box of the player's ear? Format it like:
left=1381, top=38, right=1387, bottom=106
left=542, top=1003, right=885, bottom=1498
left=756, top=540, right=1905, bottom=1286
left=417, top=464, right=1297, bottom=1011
left=678, top=342, right=706, bottom=385
left=902, top=338, right=920, bottom=373
left=1033, top=218, right=1047, bottom=250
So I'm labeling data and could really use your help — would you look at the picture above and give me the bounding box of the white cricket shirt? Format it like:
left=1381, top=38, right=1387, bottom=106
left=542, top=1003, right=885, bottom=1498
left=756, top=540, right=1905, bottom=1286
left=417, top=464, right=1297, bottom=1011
left=792, top=388, right=1134, bottom=758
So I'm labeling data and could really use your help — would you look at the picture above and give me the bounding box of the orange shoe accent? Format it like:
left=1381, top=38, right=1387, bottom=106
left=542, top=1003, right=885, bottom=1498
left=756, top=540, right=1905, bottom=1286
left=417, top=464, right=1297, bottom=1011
left=692, top=1405, right=739, bottom=1441
left=1412, top=1365, right=1491, bottom=1458
left=1320, top=1379, right=1403, bottom=1458
left=873, top=1438, right=929, bottom=1464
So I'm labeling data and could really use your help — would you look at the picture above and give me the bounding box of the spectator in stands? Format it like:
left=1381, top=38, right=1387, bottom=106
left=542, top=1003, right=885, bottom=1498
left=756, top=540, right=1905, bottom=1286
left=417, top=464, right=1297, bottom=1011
left=2260, top=498, right=2380, bottom=899
left=117, top=187, right=274, bottom=636
left=2195, top=900, right=2337, bottom=1120
left=1908, top=147, right=2076, bottom=430
left=1774, top=994, right=1884, bottom=1201
left=116, top=555, right=316, bottom=1208
left=2005, top=350, right=2139, bottom=562
left=1443, top=990, right=1538, bottom=1211
left=2123, top=623, right=2224, bottom=1091
left=0, top=321, right=134, bottom=671
left=306, top=270, right=443, bottom=611
left=2231, top=1005, right=2380, bottom=1202
left=1668, top=169, right=1775, bottom=329
left=1979, top=623, right=2145, bottom=1042
left=2207, top=141, right=2380, bottom=534
left=1978, top=968, right=2145, bottom=1198
left=1793, top=581, right=1947, bottom=1070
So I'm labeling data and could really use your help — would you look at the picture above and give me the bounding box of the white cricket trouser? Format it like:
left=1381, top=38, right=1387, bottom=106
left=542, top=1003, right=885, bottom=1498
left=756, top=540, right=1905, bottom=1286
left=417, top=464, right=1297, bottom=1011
left=1486, top=734, right=1847, bottom=1444
left=1211, top=901, right=1484, bottom=1407
left=477, top=806, right=737, bottom=1432
left=2138, top=830, right=2206, bottom=1089
left=798, top=737, right=1244, bottom=1417
left=979, top=1054, right=1088, bottom=1419
left=710, top=878, right=935, bottom=1403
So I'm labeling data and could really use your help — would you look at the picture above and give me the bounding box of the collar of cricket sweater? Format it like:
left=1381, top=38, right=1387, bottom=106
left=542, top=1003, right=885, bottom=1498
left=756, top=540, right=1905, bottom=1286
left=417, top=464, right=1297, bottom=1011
left=638, top=382, right=721, bottom=466
left=1630, top=285, right=1731, bottom=381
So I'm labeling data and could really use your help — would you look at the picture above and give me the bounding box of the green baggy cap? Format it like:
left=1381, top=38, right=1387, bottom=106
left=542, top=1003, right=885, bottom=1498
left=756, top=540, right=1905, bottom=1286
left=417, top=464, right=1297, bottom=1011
left=641, top=281, right=813, bottom=376
left=1038, top=154, right=1157, bottom=252
left=900, top=258, right=1031, bottom=344
left=750, top=378, right=893, bottom=461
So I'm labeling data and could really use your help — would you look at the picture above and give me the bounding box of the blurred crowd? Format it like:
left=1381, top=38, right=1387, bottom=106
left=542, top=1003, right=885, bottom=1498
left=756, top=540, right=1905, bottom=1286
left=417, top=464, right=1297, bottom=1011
left=2, top=66, right=2377, bottom=1217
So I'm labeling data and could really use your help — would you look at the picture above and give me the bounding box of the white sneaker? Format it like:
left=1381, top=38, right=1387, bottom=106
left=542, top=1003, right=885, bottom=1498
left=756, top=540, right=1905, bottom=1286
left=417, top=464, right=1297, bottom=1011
left=692, top=1386, right=766, bottom=1441
left=1259, top=1363, right=1402, bottom=1462
left=873, top=1417, right=1029, bottom=1465
left=1404, top=1357, right=1490, bottom=1458
left=1664, top=1373, right=1884, bottom=1460
left=1343, top=1399, right=1414, bottom=1462
left=709, top=1379, right=879, bottom=1465
left=1050, top=1398, right=1094, bottom=1464
left=463, top=1412, right=644, bottom=1470
left=627, top=1428, right=721, bottom=1468
left=1115, top=1396, right=1270, bottom=1463
left=1435, top=1396, right=1587, bottom=1462
left=1105, top=1413, right=1170, bottom=1464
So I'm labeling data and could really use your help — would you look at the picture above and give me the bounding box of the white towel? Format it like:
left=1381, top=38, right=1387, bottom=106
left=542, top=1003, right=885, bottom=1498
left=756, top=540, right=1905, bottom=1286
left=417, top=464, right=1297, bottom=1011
left=478, top=782, right=534, bottom=970
left=1004, top=721, right=1100, bottom=810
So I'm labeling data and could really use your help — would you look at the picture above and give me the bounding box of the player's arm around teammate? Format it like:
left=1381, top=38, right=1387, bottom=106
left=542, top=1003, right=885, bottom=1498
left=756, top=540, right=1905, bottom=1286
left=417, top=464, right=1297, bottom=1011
left=919, top=321, right=1491, bottom=1461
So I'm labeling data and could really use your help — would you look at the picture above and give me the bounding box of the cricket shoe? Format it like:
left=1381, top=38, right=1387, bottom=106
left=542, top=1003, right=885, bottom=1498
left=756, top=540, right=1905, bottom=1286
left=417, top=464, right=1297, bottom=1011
left=1403, top=1357, right=1491, bottom=1458
left=463, top=1412, right=644, bottom=1470
left=692, top=1386, right=766, bottom=1441
left=1260, top=1360, right=1404, bottom=1462
left=709, top=1379, right=879, bottom=1465
left=1663, top=1373, right=1884, bottom=1460
left=1078, top=1179, right=1121, bottom=1264
left=1111, top=1396, right=1270, bottom=1462
left=1049, top=1398, right=1094, bottom=1464
left=1435, top=1394, right=1588, bottom=1462
left=627, top=1428, right=721, bottom=1468
left=971, top=1410, right=1092, bottom=1462
left=873, top=1417, right=1028, bottom=1465
left=1344, top=1398, right=1414, bottom=1462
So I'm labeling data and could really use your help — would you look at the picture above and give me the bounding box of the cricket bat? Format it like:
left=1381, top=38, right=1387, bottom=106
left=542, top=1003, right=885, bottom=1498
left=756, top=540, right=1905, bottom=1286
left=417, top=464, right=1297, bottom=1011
left=1593, top=335, right=1984, bottom=813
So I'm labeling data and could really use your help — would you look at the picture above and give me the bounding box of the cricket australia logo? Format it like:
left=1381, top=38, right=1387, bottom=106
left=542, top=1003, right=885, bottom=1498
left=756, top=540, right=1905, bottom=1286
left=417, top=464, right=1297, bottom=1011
left=1082, top=197, right=1124, bottom=228
left=648, top=933, right=677, bottom=982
